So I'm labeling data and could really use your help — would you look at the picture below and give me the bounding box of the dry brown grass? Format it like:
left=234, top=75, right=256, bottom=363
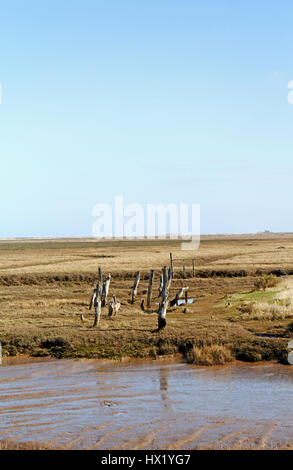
left=0, top=236, right=291, bottom=364
left=186, top=344, right=234, bottom=365
left=254, top=274, right=279, bottom=291
left=235, top=278, right=293, bottom=321
left=1, top=233, right=293, bottom=276
left=239, top=302, right=293, bottom=321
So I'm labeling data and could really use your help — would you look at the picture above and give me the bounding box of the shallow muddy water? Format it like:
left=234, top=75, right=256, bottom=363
left=1, top=358, right=293, bottom=449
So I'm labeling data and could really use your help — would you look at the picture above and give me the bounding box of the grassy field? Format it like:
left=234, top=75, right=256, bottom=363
left=1, top=234, right=293, bottom=364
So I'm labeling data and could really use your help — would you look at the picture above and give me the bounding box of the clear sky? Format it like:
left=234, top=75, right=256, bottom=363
left=0, top=0, right=292, bottom=237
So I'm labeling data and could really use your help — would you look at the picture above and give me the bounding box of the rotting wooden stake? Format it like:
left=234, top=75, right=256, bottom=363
left=147, top=269, right=154, bottom=308
left=131, top=271, right=140, bottom=304
left=158, top=297, right=169, bottom=331
left=89, top=288, right=97, bottom=310
left=108, top=295, right=121, bottom=317
left=157, top=266, right=172, bottom=331
left=90, top=267, right=103, bottom=309
left=167, top=267, right=172, bottom=291
left=93, top=297, right=101, bottom=327
left=158, top=273, right=163, bottom=297
left=170, top=253, right=174, bottom=278
left=161, top=266, right=169, bottom=301
left=170, top=287, right=189, bottom=307
left=101, top=273, right=111, bottom=307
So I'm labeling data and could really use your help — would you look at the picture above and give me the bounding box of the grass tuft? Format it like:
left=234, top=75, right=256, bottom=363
left=186, top=344, right=234, bottom=365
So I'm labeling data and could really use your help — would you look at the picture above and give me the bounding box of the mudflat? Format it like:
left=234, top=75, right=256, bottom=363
left=1, top=358, right=293, bottom=450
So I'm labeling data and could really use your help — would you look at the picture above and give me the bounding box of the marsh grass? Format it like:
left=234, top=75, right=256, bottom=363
left=238, top=301, right=293, bottom=321
left=234, top=277, right=293, bottom=321
left=186, top=344, right=234, bottom=365
left=254, top=274, right=279, bottom=291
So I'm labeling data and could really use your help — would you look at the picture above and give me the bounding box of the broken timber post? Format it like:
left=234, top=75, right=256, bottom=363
left=101, top=274, right=111, bottom=307
left=158, top=297, right=169, bottom=331
left=131, top=271, right=140, bottom=304
left=161, top=266, right=169, bottom=300
left=170, top=253, right=174, bottom=278
left=158, top=273, right=163, bottom=297
left=89, top=288, right=97, bottom=310
left=93, top=297, right=101, bottom=327
left=108, top=295, right=120, bottom=317
left=167, top=267, right=172, bottom=291
left=157, top=266, right=171, bottom=331
left=147, top=269, right=154, bottom=308
left=90, top=267, right=103, bottom=310
left=170, top=287, right=189, bottom=307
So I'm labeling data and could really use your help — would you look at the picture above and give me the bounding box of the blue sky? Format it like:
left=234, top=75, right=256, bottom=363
left=0, top=0, right=292, bottom=237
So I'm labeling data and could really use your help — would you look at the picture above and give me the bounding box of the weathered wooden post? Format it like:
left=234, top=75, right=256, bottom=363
left=158, top=273, right=163, bottom=297
left=185, top=288, right=188, bottom=304
left=108, top=297, right=115, bottom=317
left=101, top=273, right=111, bottom=307
left=89, top=288, right=97, bottom=310
left=170, top=287, right=189, bottom=307
left=161, top=266, right=168, bottom=300
left=114, top=296, right=121, bottom=315
left=90, top=268, right=103, bottom=310
left=0, top=342, right=2, bottom=365
left=170, top=253, right=174, bottom=278
left=167, top=267, right=172, bottom=291
left=158, top=297, right=169, bottom=331
left=131, top=271, right=140, bottom=304
left=108, top=295, right=120, bottom=317
left=90, top=270, right=104, bottom=326
left=157, top=266, right=171, bottom=331
left=192, top=259, right=195, bottom=277
left=183, top=262, right=186, bottom=279
left=147, top=269, right=154, bottom=308
left=93, top=297, right=101, bottom=327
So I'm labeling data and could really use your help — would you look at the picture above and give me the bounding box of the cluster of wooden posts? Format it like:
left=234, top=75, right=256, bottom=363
left=87, top=268, right=121, bottom=328
left=88, top=253, right=190, bottom=332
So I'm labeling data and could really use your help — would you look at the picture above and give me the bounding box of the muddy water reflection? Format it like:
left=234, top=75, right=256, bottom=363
left=1, top=359, right=293, bottom=449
